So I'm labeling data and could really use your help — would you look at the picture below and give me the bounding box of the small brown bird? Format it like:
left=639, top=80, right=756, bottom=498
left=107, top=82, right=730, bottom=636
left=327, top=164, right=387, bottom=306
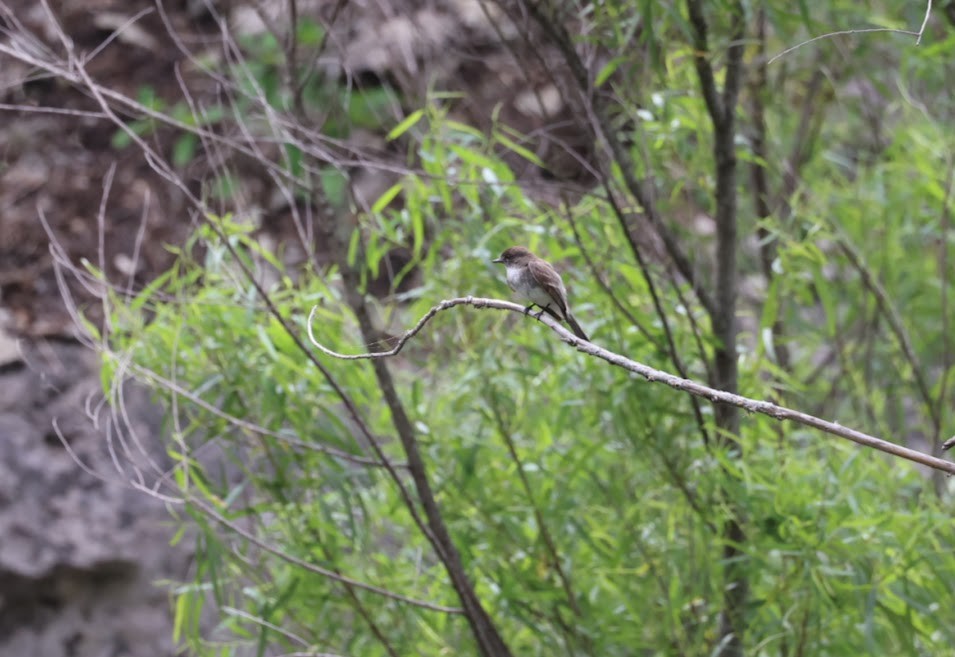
left=493, top=246, right=589, bottom=341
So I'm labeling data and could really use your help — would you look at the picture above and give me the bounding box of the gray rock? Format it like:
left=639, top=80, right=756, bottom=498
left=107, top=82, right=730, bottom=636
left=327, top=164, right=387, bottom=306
left=0, top=341, right=190, bottom=657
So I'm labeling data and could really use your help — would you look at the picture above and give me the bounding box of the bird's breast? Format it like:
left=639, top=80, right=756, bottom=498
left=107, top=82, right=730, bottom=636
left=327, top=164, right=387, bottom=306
left=506, top=265, right=554, bottom=308
left=504, top=265, right=525, bottom=291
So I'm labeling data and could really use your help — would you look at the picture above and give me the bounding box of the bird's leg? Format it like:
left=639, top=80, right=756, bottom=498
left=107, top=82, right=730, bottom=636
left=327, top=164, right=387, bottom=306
left=524, top=303, right=562, bottom=322
left=538, top=304, right=563, bottom=322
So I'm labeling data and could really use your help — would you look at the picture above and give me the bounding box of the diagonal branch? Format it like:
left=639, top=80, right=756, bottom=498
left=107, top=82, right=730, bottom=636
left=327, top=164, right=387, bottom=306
left=328, top=221, right=513, bottom=657
left=564, top=201, right=712, bottom=446
left=307, top=298, right=955, bottom=475
left=486, top=395, right=590, bottom=652
left=833, top=230, right=941, bottom=434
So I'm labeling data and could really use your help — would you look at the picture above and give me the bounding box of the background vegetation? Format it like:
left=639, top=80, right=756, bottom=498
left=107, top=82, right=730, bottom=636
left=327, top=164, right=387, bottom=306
left=6, top=0, right=955, bottom=655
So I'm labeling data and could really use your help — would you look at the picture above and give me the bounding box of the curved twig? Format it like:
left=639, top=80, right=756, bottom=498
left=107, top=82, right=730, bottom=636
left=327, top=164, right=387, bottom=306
left=768, top=27, right=921, bottom=66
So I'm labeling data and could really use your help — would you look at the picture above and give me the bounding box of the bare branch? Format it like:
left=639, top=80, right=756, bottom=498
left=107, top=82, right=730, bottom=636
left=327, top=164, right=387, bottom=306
left=307, top=297, right=955, bottom=476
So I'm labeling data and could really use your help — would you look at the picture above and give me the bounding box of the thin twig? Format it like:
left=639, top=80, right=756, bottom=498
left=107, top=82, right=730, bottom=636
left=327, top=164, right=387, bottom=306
left=486, top=396, right=589, bottom=651
left=184, top=495, right=464, bottom=614
left=32, top=0, right=450, bottom=597
left=516, top=0, right=717, bottom=317
left=562, top=200, right=661, bottom=349
left=768, top=28, right=920, bottom=66
left=46, top=417, right=457, bottom=614
left=833, top=231, right=940, bottom=433
left=917, top=0, right=934, bottom=45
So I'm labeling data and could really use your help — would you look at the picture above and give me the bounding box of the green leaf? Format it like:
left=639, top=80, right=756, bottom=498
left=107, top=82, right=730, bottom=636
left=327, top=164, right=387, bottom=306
left=371, top=183, right=403, bottom=214
left=111, top=129, right=132, bottom=149
left=172, top=134, right=197, bottom=168
left=595, top=56, right=625, bottom=87
left=319, top=168, right=348, bottom=207
left=493, top=130, right=545, bottom=168
left=266, top=315, right=297, bottom=356
left=446, top=120, right=485, bottom=139
left=449, top=144, right=499, bottom=172
left=411, top=204, right=424, bottom=257
left=347, top=228, right=361, bottom=267
left=255, top=323, right=279, bottom=361
left=386, top=109, right=424, bottom=141
left=130, top=270, right=173, bottom=313
left=348, top=87, right=394, bottom=129
left=297, top=18, right=325, bottom=46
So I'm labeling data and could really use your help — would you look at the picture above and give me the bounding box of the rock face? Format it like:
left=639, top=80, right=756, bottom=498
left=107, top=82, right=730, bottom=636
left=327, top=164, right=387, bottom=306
left=0, top=340, right=190, bottom=657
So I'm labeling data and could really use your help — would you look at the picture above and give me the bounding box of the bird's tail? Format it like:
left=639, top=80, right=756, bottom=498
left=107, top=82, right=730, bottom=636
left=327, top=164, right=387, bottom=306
left=565, top=313, right=589, bottom=341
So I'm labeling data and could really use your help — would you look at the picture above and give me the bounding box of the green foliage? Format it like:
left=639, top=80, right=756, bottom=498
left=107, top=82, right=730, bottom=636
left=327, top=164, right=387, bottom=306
left=110, top=87, right=226, bottom=167
left=235, top=19, right=402, bottom=137
left=95, top=2, right=955, bottom=656
left=103, top=115, right=955, bottom=656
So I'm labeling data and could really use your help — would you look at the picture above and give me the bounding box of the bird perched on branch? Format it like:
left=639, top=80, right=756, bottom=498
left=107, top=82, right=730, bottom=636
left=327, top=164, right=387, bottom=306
left=493, top=246, right=589, bottom=341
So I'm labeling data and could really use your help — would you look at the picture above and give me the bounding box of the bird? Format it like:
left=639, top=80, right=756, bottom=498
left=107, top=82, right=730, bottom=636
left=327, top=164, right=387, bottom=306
left=493, top=246, right=589, bottom=341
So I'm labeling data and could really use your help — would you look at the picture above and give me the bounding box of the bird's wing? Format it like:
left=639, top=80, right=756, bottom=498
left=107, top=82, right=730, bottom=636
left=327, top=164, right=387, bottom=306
left=527, top=258, right=569, bottom=316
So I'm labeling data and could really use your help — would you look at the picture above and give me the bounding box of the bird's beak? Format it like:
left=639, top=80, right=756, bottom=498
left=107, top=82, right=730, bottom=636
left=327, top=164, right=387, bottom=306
left=492, top=257, right=503, bottom=263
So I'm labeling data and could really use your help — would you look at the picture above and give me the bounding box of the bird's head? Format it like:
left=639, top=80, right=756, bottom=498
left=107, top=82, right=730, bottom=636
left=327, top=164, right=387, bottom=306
left=493, top=246, right=533, bottom=265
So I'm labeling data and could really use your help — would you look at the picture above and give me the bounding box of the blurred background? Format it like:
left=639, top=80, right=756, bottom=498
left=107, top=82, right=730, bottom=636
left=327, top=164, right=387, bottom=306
left=2, top=1, right=955, bottom=656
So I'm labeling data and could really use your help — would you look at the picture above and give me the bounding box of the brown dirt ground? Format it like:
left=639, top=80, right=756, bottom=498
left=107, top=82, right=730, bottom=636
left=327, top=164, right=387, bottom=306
left=1, top=0, right=228, bottom=336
